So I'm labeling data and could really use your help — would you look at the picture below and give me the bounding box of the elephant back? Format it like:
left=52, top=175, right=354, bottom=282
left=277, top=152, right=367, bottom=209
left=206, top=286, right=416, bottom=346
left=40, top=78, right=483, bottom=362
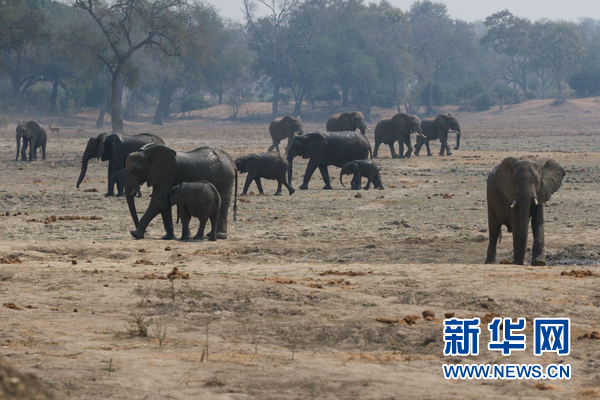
left=323, top=131, right=370, bottom=166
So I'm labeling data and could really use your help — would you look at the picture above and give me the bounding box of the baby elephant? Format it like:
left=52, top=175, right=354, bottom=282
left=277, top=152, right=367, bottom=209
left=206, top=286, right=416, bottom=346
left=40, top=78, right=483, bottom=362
left=340, top=160, right=384, bottom=190
left=169, top=181, right=221, bottom=241
left=235, top=152, right=295, bottom=196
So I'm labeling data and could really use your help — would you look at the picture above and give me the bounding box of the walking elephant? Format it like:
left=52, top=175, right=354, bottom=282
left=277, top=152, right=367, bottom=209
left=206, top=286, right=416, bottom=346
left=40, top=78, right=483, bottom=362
left=485, top=157, right=565, bottom=265
left=339, top=160, right=383, bottom=190
left=235, top=152, right=295, bottom=196
left=326, top=111, right=368, bottom=135
left=16, top=121, right=47, bottom=161
left=373, top=113, right=422, bottom=158
left=287, top=131, right=371, bottom=190
left=76, top=132, right=164, bottom=197
left=414, top=114, right=461, bottom=156
left=170, top=181, right=221, bottom=241
left=125, top=144, right=238, bottom=240
left=268, top=116, right=303, bottom=154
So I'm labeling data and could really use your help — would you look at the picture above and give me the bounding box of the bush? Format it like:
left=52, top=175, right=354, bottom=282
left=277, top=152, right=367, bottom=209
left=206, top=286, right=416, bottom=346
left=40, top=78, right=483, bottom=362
left=180, top=94, right=209, bottom=114
left=492, top=84, right=521, bottom=106
left=472, top=92, right=496, bottom=111
left=569, top=71, right=600, bottom=98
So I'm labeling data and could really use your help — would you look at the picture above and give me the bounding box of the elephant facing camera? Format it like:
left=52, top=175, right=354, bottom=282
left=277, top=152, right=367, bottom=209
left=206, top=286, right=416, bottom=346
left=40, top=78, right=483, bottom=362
left=340, top=160, right=384, bottom=190
left=170, top=182, right=221, bottom=241
left=235, top=152, right=295, bottom=196
left=16, top=120, right=47, bottom=161
left=485, top=157, right=565, bottom=265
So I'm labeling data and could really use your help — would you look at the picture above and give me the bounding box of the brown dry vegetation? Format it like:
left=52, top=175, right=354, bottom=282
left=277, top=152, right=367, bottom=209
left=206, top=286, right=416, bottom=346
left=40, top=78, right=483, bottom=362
left=1, top=99, right=600, bottom=399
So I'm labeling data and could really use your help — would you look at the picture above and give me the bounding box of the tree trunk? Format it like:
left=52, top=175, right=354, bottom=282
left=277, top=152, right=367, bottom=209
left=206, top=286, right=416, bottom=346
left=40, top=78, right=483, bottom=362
left=110, top=67, right=124, bottom=133
left=49, top=80, right=58, bottom=115
left=96, top=78, right=111, bottom=128
left=427, top=83, right=434, bottom=115
left=341, top=83, right=350, bottom=107
left=217, top=90, right=223, bottom=105
left=272, top=83, right=281, bottom=116
left=363, top=90, right=372, bottom=122
left=153, top=81, right=175, bottom=125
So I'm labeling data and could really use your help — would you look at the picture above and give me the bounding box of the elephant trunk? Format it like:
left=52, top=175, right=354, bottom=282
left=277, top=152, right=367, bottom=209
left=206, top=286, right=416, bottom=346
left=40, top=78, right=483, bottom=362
left=339, top=169, right=346, bottom=187
left=513, top=190, right=534, bottom=265
left=455, top=132, right=461, bottom=150
left=76, top=157, right=90, bottom=188
left=125, top=174, right=140, bottom=228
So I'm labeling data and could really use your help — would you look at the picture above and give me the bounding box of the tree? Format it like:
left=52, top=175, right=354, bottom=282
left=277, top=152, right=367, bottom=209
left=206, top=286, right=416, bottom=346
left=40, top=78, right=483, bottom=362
left=480, top=10, right=532, bottom=92
left=73, top=0, right=196, bottom=132
left=531, top=21, right=585, bottom=96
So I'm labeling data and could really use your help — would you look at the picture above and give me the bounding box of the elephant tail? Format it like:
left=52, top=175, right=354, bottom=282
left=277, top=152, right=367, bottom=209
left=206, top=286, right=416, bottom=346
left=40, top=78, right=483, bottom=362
left=233, top=168, right=238, bottom=221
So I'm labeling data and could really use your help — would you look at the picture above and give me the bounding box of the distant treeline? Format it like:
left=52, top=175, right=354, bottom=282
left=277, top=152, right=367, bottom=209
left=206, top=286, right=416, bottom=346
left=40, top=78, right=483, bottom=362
left=1, top=0, right=599, bottom=131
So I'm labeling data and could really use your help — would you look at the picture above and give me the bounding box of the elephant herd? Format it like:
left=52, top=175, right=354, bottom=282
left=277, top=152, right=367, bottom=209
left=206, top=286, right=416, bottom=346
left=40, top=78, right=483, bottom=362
left=12, top=112, right=566, bottom=265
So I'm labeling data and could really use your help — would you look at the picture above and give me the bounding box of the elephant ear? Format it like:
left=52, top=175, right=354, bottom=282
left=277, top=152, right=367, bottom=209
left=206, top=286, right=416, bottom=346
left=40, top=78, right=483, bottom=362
left=348, top=162, right=359, bottom=173
left=391, top=113, right=408, bottom=133
left=339, top=113, right=353, bottom=130
left=144, top=144, right=177, bottom=187
left=304, top=132, right=328, bottom=158
left=97, top=133, right=107, bottom=160
left=434, top=114, right=449, bottom=131
left=493, top=157, right=518, bottom=201
left=538, top=159, right=565, bottom=203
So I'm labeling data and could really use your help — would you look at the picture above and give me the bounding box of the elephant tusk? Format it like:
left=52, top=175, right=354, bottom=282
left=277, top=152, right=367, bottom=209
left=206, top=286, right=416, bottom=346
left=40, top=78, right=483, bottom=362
left=366, top=127, right=372, bottom=131
left=511, top=200, right=517, bottom=208
left=534, top=198, right=539, bottom=205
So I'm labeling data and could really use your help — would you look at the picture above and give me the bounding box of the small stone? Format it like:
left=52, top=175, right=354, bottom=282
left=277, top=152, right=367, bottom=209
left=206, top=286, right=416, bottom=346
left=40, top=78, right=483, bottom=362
left=354, top=192, right=362, bottom=198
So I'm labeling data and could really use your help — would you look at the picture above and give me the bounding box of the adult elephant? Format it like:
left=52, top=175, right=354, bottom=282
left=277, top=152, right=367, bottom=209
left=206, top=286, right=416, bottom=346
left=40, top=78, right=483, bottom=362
left=326, top=111, right=368, bottom=135
left=267, top=116, right=303, bottom=154
left=125, top=144, right=238, bottom=240
left=373, top=113, right=422, bottom=158
left=414, top=114, right=461, bottom=156
left=485, top=157, right=565, bottom=265
left=287, top=131, right=371, bottom=190
left=76, top=132, right=164, bottom=197
left=16, top=120, right=47, bottom=161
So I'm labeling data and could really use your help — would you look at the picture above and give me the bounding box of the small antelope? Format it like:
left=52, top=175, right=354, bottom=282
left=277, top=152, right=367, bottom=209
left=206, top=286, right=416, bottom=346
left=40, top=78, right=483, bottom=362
left=48, top=124, right=60, bottom=134
left=76, top=128, right=84, bottom=135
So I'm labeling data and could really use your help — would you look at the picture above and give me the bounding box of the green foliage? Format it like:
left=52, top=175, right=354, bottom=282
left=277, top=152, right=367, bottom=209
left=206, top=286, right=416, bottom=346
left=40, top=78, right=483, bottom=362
left=569, top=71, right=600, bottom=97
left=492, top=84, right=521, bottom=105
left=180, top=94, right=209, bottom=113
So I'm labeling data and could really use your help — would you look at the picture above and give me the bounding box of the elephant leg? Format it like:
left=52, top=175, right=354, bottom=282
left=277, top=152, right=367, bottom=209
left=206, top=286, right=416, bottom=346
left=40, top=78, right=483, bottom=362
left=299, top=157, right=321, bottom=190
left=414, top=138, right=422, bottom=156
left=397, top=140, right=405, bottom=159
left=388, top=143, right=398, bottom=159
left=282, top=178, right=295, bottom=196
left=241, top=172, right=255, bottom=195
left=531, top=205, right=545, bottom=264
left=254, top=176, right=264, bottom=194
left=318, top=165, right=332, bottom=190
left=440, top=136, right=451, bottom=156
left=275, top=179, right=283, bottom=196
left=161, top=206, right=176, bottom=240
left=28, top=139, right=34, bottom=161
left=180, top=210, right=191, bottom=240
left=485, top=209, right=501, bottom=264
left=373, top=141, right=380, bottom=158
left=131, top=194, right=169, bottom=239
left=425, top=140, right=432, bottom=156
left=105, top=161, right=116, bottom=197
left=352, top=172, right=361, bottom=190
left=208, top=213, right=218, bottom=241
left=216, top=185, right=232, bottom=240
left=404, top=135, right=413, bottom=158
left=194, top=217, right=206, bottom=241
left=41, top=144, right=46, bottom=160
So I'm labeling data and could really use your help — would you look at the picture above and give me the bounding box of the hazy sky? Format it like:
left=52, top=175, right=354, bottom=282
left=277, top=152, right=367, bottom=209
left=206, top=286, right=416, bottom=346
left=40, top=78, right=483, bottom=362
left=205, top=0, right=600, bottom=23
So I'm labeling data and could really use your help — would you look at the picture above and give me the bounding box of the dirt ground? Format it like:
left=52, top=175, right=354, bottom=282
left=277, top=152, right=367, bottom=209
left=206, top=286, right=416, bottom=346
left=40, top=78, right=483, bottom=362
left=1, top=99, right=600, bottom=399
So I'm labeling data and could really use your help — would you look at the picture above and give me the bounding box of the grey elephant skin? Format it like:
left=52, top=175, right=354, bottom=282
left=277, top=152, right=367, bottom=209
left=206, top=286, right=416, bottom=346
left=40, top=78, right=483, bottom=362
left=235, top=152, right=295, bottom=196
left=76, top=132, right=164, bottom=197
left=268, top=116, right=303, bottom=154
left=287, top=131, right=371, bottom=190
left=170, top=181, right=221, bottom=241
left=125, top=144, right=238, bottom=240
left=340, top=160, right=383, bottom=190
left=16, top=121, right=47, bottom=161
left=373, top=113, right=422, bottom=158
left=110, top=168, right=141, bottom=197
left=414, top=114, right=461, bottom=156
left=326, top=111, right=368, bottom=135
left=486, top=157, right=565, bottom=265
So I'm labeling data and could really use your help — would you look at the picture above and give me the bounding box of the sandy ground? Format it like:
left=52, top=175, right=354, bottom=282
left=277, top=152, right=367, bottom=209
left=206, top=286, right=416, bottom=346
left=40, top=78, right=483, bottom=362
left=1, top=99, right=600, bottom=399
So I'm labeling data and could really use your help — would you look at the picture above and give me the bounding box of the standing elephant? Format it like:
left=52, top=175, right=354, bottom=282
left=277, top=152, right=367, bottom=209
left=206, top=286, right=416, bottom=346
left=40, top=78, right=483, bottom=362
left=287, top=131, right=371, bottom=190
left=170, top=181, right=221, bottom=241
left=414, top=114, right=461, bottom=156
left=235, top=152, right=295, bottom=196
left=125, top=144, right=238, bottom=240
left=16, top=121, right=47, bottom=161
left=485, top=157, right=565, bottom=265
left=76, top=132, right=164, bottom=197
left=267, top=116, right=303, bottom=154
left=326, top=111, right=368, bottom=135
left=373, top=113, right=422, bottom=158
